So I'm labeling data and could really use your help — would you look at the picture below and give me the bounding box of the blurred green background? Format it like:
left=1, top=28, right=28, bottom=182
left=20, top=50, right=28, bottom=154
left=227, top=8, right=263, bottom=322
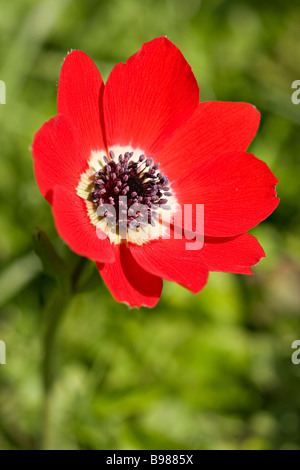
left=0, top=0, right=300, bottom=450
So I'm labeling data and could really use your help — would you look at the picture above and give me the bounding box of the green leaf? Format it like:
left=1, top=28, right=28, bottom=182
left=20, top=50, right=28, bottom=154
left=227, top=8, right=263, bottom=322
left=0, top=251, right=41, bottom=307
left=32, top=228, right=70, bottom=291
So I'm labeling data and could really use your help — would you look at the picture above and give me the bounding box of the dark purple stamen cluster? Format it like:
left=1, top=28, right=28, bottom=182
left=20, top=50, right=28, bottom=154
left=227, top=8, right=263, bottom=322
left=91, top=151, right=172, bottom=230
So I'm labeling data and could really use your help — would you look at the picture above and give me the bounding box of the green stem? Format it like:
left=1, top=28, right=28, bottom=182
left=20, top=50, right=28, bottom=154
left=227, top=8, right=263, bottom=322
left=41, top=289, right=69, bottom=450
left=40, top=256, right=88, bottom=450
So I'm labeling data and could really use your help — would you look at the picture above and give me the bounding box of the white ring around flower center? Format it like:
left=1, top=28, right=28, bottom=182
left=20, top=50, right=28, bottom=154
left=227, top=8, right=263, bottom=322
left=76, top=146, right=179, bottom=245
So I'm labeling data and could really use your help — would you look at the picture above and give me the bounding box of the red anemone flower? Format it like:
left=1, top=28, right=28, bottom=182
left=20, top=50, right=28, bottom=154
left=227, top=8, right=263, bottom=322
left=32, top=37, right=279, bottom=308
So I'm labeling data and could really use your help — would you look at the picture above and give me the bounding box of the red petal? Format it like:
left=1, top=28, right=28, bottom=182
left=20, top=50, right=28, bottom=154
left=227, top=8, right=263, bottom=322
left=201, top=233, right=265, bottom=275
left=129, top=236, right=209, bottom=294
left=103, top=37, right=199, bottom=154
left=52, top=185, right=115, bottom=263
left=170, top=151, right=279, bottom=237
left=32, top=114, right=87, bottom=204
left=97, top=244, right=163, bottom=308
left=57, top=50, right=106, bottom=156
left=159, top=101, right=261, bottom=178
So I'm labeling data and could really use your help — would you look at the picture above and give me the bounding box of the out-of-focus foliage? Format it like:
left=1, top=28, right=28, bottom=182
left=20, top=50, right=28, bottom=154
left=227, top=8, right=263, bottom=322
left=0, top=0, right=300, bottom=450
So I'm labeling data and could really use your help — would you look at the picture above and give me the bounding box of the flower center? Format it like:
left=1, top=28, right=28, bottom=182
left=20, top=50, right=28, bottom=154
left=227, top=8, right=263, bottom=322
left=90, top=151, right=172, bottom=231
